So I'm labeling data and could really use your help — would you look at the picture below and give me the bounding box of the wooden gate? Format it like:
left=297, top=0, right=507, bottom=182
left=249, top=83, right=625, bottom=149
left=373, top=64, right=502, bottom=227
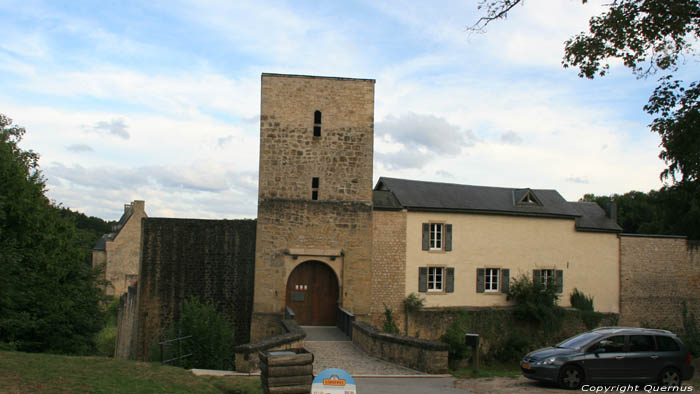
left=285, top=261, right=339, bottom=326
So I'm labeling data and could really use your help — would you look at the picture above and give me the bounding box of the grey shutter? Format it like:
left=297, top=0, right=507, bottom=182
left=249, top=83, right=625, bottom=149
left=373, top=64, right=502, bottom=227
left=445, top=224, right=452, bottom=251
left=556, top=270, right=564, bottom=293
left=476, top=268, right=485, bottom=293
left=533, top=270, right=541, bottom=285
left=418, top=267, right=427, bottom=292
left=446, top=267, right=454, bottom=293
left=422, top=223, right=429, bottom=250
left=501, top=269, right=510, bottom=293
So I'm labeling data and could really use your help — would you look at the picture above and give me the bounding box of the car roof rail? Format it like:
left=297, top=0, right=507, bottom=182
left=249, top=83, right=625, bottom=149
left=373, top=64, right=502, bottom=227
left=592, top=326, right=674, bottom=335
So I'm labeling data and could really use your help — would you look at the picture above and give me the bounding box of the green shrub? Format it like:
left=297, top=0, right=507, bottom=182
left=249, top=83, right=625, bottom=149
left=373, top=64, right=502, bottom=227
left=507, top=274, right=563, bottom=334
left=382, top=304, right=400, bottom=335
left=161, top=297, right=235, bottom=370
left=403, top=293, right=425, bottom=313
left=96, top=326, right=117, bottom=357
left=570, top=288, right=594, bottom=311
left=494, top=334, right=532, bottom=363
left=104, top=297, right=120, bottom=327
left=441, top=311, right=472, bottom=360
left=681, top=301, right=700, bottom=357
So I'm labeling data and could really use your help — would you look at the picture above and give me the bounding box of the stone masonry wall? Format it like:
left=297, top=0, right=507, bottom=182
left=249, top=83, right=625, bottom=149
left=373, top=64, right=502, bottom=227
left=619, top=235, right=700, bottom=331
left=252, top=74, right=375, bottom=341
left=136, top=218, right=256, bottom=360
left=371, top=209, right=407, bottom=330
left=252, top=199, right=373, bottom=340
left=100, top=200, right=147, bottom=296
left=114, top=285, right=138, bottom=359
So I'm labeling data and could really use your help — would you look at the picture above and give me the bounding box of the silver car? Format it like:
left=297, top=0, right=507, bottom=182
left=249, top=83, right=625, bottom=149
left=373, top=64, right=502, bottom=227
left=520, top=327, right=695, bottom=389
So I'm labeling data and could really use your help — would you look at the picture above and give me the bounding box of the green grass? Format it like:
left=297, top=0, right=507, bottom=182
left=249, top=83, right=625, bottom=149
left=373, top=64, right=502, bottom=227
left=0, top=350, right=262, bottom=394
left=451, top=362, right=521, bottom=379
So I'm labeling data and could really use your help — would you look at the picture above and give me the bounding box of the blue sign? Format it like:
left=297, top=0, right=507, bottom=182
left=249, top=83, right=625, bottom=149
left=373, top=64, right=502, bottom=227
left=311, top=368, right=356, bottom=394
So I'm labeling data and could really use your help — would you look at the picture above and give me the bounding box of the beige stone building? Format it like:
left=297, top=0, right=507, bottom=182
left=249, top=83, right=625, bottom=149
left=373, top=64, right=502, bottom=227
left=92, top=200, right=147, bottom=296
left=373, top=178, right=622, bottom=316
left=250, top=73, right=623, bottom=341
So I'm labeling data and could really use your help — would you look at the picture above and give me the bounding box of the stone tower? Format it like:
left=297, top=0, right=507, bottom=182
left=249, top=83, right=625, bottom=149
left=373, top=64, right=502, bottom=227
left=250, top=73, right=375, bottom=340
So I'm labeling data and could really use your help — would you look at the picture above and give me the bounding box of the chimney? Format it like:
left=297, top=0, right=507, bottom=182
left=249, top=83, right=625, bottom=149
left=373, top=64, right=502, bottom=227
left=606, top=202, right=618, bottom=222
left=131, top=200, right=146, bottom=213
left=124, top=203, right=131, bottom=214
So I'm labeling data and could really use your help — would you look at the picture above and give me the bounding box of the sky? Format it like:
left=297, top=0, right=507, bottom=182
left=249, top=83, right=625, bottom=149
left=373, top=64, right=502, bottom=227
left=1, top=0, right=692, bottom=221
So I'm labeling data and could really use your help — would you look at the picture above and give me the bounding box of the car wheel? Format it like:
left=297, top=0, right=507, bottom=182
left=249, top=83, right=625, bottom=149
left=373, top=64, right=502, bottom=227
left=658, top=367, right=680, bottom=387
left=558, top=365, right=584, bottom=390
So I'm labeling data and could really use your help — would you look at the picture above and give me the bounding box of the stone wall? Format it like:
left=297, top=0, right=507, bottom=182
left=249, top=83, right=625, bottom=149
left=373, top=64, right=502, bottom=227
left=135, top=218, right=256, bottom=360
left=252, top=199, right=373, bottom=340
left=252, top=74, right=376, bottom=341
left=352, top=321, right=449, bottom=374
left=114, top=285, right=138, bottom=359
left=619, top=234, right=700, bottom=331
left=371, top=209, right=407, bottom=329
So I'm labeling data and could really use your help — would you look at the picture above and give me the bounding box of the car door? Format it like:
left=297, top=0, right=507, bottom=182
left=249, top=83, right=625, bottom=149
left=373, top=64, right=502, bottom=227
left=623, top=335, right=658, bottom=381
left=583, top=335, right=627, bottom=382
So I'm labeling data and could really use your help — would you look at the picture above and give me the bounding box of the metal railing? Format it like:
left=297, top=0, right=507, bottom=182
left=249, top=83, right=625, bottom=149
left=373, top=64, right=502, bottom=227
left=158, top=335, right=193, bottom=366
left=336, top=306, right=354, bottom=338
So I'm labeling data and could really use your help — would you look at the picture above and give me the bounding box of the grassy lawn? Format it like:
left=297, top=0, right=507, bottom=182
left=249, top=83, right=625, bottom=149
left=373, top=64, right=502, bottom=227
left=451, top=362, right=522, bottom=379
left=0, top=350, right=262, bottom=394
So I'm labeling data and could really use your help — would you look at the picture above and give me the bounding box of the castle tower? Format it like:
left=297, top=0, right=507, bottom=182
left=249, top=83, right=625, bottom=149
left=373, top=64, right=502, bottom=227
left=250, top=73, right=375, bottom=340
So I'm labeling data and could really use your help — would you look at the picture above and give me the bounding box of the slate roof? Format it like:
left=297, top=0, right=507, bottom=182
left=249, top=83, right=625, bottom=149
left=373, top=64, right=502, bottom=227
left=92, top=208, right=134, bottom=250
left=570, top=201, right=623, bottom=233
left=373, top=177, right=622, bottom=233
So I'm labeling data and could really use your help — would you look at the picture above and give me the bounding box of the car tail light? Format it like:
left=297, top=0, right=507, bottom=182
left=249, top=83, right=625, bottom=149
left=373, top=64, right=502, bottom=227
left=687, top=352, right=692, bottom=366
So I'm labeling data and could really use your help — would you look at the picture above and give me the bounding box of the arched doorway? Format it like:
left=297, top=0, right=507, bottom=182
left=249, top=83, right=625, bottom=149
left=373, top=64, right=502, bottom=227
left=285, top=261, right=339, bottom=326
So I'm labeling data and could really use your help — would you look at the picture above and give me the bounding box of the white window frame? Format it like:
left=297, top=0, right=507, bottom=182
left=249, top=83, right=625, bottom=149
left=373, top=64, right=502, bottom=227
left=540, top=269, right=554, bottom=288
left=485, top=268, right=500, bottom=292
left=427, top=266, right=444, bottom=292
left=429, top=223, right=443, bottom=250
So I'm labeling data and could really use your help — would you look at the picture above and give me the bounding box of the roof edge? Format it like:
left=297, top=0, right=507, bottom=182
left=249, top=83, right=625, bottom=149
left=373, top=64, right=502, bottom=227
left=262, top=73, right=375, bottom=83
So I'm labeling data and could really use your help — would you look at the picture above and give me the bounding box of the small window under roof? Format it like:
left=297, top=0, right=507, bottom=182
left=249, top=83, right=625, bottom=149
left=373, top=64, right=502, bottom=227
left=514, top=189, right=542, bottom=206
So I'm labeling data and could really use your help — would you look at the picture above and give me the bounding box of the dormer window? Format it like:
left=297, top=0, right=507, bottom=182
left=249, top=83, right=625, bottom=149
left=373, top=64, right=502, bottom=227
left=515, top=189, right=542, bottom=206
left=313, top=110, right=322, bottom=137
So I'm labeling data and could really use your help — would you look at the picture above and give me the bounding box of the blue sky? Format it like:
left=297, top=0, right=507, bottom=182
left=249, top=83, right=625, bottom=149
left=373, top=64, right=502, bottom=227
left=1, top=0, right=687, bottom=220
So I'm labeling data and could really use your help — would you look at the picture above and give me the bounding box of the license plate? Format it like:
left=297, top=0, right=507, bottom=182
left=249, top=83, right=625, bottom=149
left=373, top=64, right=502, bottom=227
left=522, top=363, right=531, bottom=370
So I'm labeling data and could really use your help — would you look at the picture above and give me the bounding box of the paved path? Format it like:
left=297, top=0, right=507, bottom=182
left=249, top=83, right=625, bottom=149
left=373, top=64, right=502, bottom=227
left=355, top=377, right=472, bottom=393
left=302, top=326, right=427, bottom=376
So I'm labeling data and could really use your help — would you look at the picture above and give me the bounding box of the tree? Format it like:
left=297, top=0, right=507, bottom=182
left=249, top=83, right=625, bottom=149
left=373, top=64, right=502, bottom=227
left=473, top=0, right=700, bottom=182
left=0, top=114, right=104, bottom=354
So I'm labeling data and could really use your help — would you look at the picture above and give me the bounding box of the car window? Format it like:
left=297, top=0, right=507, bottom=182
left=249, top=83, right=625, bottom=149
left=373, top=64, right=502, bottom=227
left=629, top=335, right=655, bottom=352
left=558, top=332, right=601, bottom=349
left=655, top=335, right=680, bottom=351
left=589, top=335, right=625, bottom=353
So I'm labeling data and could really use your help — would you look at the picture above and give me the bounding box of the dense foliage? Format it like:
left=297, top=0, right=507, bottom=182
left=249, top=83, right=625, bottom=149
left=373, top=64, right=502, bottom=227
left=160, top=297, right=235, bottom=370
left=474, top=0, right=700, bottom=184
left=382, top=304, right=400, bottom=335
left=0, top=114, right=104, bottom=354
left=506, top=274, right=563, bottom=334
left=582, top=181, right=700, bottom=239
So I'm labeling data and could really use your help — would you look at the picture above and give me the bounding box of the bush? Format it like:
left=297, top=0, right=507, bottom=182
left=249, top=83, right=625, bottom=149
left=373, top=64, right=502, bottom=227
left=441, top=311, right=472, bottom=360
left=403, top=293, right=425, bottom=313
left=507, top=274, right=563, bottom=334
left=570, top=288, right=594, bottom=311
left=382, top=304, right=400, bottom=335
left=681, top=301, right=700, bottom=357
left=104, top=297, right=120, bottom=327
left=162, top=297, right=235, bottom=370
left=96, top=326, right=117, bottom=357
left=494, top=334, right=532, bottom=363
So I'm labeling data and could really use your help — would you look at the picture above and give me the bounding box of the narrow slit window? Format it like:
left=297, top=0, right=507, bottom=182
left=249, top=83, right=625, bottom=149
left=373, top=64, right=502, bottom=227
left=312, top=177, right=319, bottom=200
left=313, top=110, right=322, bottom=137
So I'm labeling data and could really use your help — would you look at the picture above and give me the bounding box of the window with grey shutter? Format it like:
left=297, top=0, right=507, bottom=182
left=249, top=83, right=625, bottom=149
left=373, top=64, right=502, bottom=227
left=533, top=269, right=541, bottom=286
left=418, top=267, right=427, bottom=292
left=476, top=268, right=485, bottom=293
left=501, top=269, right=510, bottom=293
left=446, top=267, right=454, bottom=293
left=556, top=270, right=563, bottom=293
left=445, top=224, right=452, bottom=251
left=422, top=223, right=429, bottom=250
